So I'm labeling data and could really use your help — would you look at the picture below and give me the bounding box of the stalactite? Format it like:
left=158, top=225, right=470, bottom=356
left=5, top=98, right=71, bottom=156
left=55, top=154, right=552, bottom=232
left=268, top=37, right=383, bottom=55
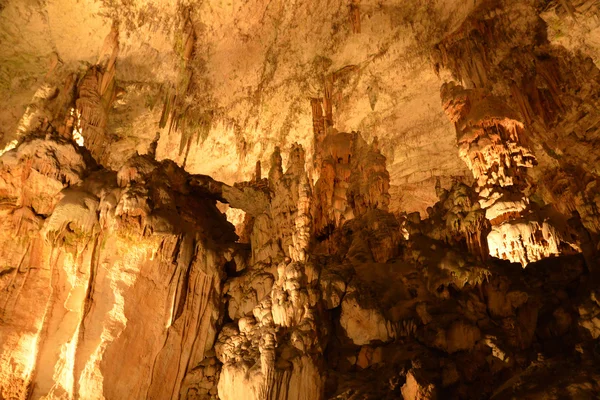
left=436, top=3, right=600, bottom=267
left=349, top=0, right=361, bottom=34
left=3, top=1, right=600, bottom=399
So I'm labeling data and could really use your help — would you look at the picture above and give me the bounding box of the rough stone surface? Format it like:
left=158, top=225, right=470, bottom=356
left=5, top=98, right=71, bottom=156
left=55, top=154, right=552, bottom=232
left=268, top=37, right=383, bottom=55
left=2, top=0, right=600, bottom=399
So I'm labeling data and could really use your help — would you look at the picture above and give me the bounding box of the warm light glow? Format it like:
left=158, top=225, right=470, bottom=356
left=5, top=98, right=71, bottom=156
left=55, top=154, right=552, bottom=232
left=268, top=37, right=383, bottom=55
left=79, top=241, right=155, bottom=397
left=0, top=139, right=18, bottom=157
left=20, top=334, right=39, bottom=378
left=487, top=220, right=561, bottom=266
left=70, top=108, right=85, bottom=147
left=225, top=207, right=246, bottom=227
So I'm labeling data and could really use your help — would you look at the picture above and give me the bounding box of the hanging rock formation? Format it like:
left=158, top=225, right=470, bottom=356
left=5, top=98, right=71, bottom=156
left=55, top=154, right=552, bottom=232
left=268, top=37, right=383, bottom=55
left=436, top=1, right=596, bottom=267
left=1, top=0, right=600, bottom=399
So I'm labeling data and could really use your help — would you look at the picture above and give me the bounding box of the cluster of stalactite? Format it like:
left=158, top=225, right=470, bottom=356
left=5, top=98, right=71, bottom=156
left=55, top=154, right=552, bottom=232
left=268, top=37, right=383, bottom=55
left=2, top=1, right=600, bottom=399
left=436, top=1, right=598, bottom=267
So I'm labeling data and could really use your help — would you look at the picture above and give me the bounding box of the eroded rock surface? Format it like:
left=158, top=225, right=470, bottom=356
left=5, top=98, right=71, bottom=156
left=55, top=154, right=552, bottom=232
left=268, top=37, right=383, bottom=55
left=0, top=134, right=237, bottom=399
left=2, top=0, right=600, bottom=399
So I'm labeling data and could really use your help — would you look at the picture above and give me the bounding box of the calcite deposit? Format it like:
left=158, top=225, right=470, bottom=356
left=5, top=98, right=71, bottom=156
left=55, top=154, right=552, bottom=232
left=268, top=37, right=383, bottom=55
left=1, top=0, right=600, bottom=399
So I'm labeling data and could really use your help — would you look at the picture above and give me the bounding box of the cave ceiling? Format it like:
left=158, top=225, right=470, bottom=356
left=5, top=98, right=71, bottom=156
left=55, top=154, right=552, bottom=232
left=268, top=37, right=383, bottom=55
left=2, top=0, right=600, bottom=399
left=1, top=0, right=483, bottom=214
left=3, top=0, right=597, bottom=212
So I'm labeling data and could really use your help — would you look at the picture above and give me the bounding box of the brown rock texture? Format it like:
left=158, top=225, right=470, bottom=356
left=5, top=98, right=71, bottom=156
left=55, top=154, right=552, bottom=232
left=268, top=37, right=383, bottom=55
left=0, top=134, right=238, bottom=399
left=1, top=0, right=600, bottom=399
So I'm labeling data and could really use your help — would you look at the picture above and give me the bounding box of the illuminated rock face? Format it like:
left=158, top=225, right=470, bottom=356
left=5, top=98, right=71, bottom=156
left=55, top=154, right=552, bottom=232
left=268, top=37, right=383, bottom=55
left=436, top=2, right=600, bottom=266
left=0, top=137, right=237, bottom=399
left=1, top=131, right=600, bottom=399
left=441, top=83, right=565, bottom=266
left=2, top=0, right=600, bottom=399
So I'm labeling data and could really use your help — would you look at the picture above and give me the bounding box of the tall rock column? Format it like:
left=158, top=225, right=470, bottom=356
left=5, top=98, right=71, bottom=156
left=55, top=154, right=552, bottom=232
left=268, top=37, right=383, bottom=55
left=216, top=144, right=325, bottom=400
left=435, top=2, right=588, bottom=266
left=440, top=84, right=562, bottom=265
left=312, top=131, right=390, bottom=249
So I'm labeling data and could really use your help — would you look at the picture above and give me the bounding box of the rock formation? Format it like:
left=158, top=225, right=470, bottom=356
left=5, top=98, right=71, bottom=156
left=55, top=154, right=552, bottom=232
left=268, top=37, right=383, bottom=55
left=0, top=132, right=238, bottom=399
left=437, top=1, right=596, bottom=267
left=1, top=0, right=600, bottom=399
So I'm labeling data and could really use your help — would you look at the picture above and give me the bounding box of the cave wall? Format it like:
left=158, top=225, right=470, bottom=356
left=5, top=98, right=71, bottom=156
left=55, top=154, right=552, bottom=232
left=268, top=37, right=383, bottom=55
left=1, top=0, right=600, bottom=399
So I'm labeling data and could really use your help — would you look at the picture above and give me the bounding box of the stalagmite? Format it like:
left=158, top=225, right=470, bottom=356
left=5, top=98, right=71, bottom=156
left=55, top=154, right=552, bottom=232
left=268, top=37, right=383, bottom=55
left=1, top=0, right=600, bottom=399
